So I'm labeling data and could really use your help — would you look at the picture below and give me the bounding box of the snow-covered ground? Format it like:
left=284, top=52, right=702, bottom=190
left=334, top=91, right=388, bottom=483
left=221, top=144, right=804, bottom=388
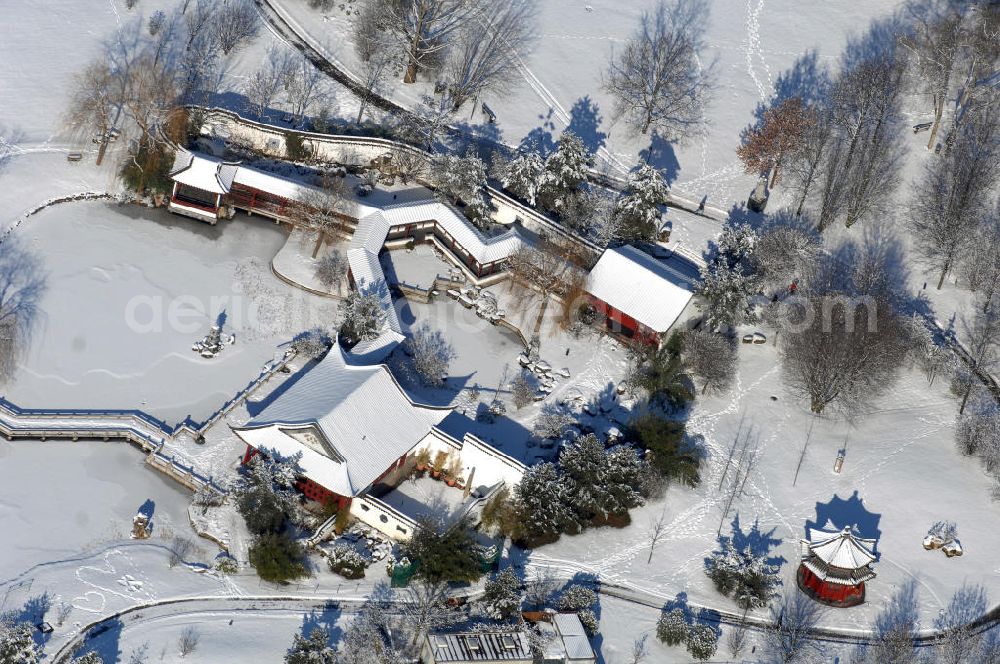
left=4, top=0, right=1000, bottom=658
left=98, top=607, right=344, bottom=664
left=0, top=440, right=195, bottom=581
left=277, top=0, right=901, bottom=207
left=522, top=337, right=1000, bottom=631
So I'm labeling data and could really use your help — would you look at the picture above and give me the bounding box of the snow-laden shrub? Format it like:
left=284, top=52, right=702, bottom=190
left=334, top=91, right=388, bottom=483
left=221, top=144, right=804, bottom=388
left=686, top=624, right=719, bottom=661
left=481, top=568, right=522, bottom=619
left=285, top=627, right=335, bottom=664
left=577, top=609, right=599, bottom=637
left=657, top=608, right=689, bottom=646
left=70, top=651, right=104, bottom=664
left=291, top=328, right=330, bottom=359
left=327, top=544, right=368, bottom=579
left=215, top=554, right=239, bottom=576
left=314, top=251, right=347, bottom=292
left=557, top=584, right=597, bottom=612
left=533, top=405, right=574, bottom=439
left=404, top=324, right=455, bottom=387
left=614, top=164, right=669, bottom=242
left=338, top=290, right=386, bottom=346
left=430, top=150, right=490, bottom=224
left=705, top=538, right=780, bottom=609
left=511, top=372, right=534, bottom=410
left=0, top=619, right=41, bottom=664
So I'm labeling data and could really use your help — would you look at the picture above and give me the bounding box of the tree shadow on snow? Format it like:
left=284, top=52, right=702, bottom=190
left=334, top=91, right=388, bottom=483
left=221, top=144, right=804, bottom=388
left=566, top=97, right=607, bottom=154
left=638, top=132, right=680, bottom=185
left=296, top=603, right=344, bottom=651
left=752, top=51, right=831, bottom=125
left=79, top=616, right=124, bottom=664
left=520, top=108, right=559, bottom=158
left=633, top=132, right=681, bottom=185
left=724, top=514, right=786, bottom=568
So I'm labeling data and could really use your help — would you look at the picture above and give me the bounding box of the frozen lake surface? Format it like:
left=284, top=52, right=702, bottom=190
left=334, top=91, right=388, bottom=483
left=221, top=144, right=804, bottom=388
left=0, top=439, right=193, bottom=581
left=7, top=201, right=332, bottom=425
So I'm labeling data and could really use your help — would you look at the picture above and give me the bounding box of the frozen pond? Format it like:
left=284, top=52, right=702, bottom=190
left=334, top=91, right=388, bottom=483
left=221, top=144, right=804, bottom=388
left=0, top=439, right=193, bottom=580
left=8, top=201, right=334, bottom=424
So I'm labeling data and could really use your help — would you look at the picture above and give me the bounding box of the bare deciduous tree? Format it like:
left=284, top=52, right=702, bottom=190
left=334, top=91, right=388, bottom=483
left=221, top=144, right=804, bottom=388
left=852, top=581, right=919, bottom=664
left=184, top=0, right=217, bottom=51
left=933, top=583, right=989, bottom=664
left=817, top=55, right=907, bottom=230
left=726, top=619, right=749, bottom=660
left=243, top=48, right=290, bottom=120
left=753, top=223, right=820, bottom=293
left=66, top=62, right=118, bottom=165
left=629, top=634, right=649, bottom=664
left=603, top=0, right=714, bottom=141
left=177, top=626, right=200, bottom=657
left=909, top=94, right=1000, bottom=288
left=354, top=3, right=397, bottom=124
left=683, top=329, right=737, bottom=394
left=963, top=201, right=1000, bottom=312
left=446, top=0, right=537, bottom=111
left=506, top=236, right=586, bottom=339
left=0, top=237, right=47, bottom=386
left=168, top=536, right=195, bottom=568
left=785, top=106, right=833, bottom=217
left=900, top=0, right=967, bottom=150
left=295, top=176, right=350, bottom=258
left=780, top=293, right=909, bottom=415
left=217, top=0, right=260, bottom=55
left=281, top=53, right=331, bottom=129
left=374, top=0, right=482, bottom=84
left=400, top=580, right=462, bottom=649
left=759, top=589, right=827, bottom=664
left=646, top=508, right=668, bottom=564
left=315, top=249, right=348, bottom=293
left=955, top=302, right=1000, bottom=414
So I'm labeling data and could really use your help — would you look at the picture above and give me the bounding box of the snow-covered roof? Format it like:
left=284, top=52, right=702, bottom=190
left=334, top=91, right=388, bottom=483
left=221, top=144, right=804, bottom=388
left=231, top=164, right=318, bottom=201
left=426, top=631, right=532, bottom=663
left=552, top=613, right=596, bottom=662
left=169, top=151, right=239, bottom=195
left=805, top=526, right=877, bottom=569
left=234, top=344, right=449, bottom=497
left=349, top=211, right=392, bottom=254
left=170, top=148, right=322, bottom=200
left=381, top=202, right=524, bottom=265
left=585, top=245, right=695, bottom=333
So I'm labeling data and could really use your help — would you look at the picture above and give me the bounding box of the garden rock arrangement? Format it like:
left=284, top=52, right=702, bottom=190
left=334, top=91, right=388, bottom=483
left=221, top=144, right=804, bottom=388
left=191, top=325, right=235, bottom=359
left=923, top=521, right=963, bottom=557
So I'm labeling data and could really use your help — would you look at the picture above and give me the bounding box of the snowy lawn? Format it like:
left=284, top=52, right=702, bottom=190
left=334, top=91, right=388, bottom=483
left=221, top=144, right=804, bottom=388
left=6, top=201, right=333, bottom=425
left=278, top=0, right=901, bottom=208
left=0, top=439, right=196, bottom=581
left=99, top=608, right=339, bottom=664
left=523, top=337, right=1000, bottom=630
